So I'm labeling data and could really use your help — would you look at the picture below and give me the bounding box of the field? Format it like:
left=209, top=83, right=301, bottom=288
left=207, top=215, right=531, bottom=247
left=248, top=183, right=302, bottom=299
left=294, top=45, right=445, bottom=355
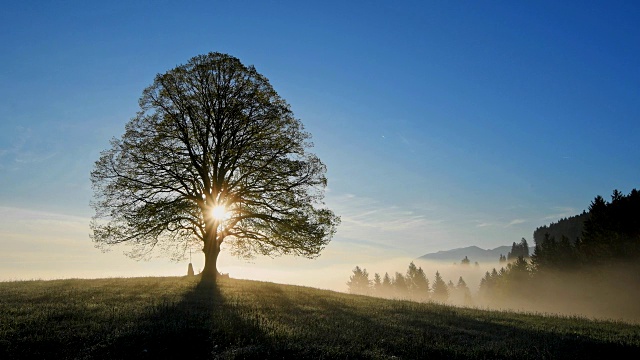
left=1, top=276, right=639, bottom=359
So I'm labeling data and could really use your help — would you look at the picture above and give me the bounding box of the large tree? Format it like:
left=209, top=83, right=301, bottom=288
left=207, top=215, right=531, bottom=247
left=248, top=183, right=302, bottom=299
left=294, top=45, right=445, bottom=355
left=91, top=52, right=339, bottom=283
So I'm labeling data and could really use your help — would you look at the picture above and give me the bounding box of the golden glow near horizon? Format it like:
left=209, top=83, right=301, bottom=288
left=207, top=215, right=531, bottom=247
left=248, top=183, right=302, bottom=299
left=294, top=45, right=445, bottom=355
left=211, top=205, right=228, bottom=221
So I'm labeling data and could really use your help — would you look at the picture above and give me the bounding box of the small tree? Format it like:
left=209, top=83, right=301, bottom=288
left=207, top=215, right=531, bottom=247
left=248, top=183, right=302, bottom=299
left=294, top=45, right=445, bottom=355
left=520, top=238, right=530, bottom=258
left=372, top=273, right=382, bottom=295
left=406, top=262, right=430, bottom=301
left=431, top=271, right=449, bottom=303
left=347, top=266, right=371, bottom=295
left=456, top=276, right=473, bottom=306
left=447, top=280, right=456, bottom=294
left=509, top=256, right=529, bottom=290
left=381, top=272, right=393, bottom=298
left=461, top=256, right=470, bottom=265
left=478, top=271, right=492, bottom=304
left=508, top=238, right=531, bottom=260
left=392, top=272, right=409, bottom=298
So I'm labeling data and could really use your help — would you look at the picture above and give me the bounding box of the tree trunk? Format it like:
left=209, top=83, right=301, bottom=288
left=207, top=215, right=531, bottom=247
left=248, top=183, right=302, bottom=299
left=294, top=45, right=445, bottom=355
left=200, top=228, right=220, bottom=284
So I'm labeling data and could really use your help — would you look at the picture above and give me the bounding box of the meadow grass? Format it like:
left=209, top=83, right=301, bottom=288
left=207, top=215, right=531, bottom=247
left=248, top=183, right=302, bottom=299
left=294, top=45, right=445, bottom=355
left=1, top=276, right=639, bottom=359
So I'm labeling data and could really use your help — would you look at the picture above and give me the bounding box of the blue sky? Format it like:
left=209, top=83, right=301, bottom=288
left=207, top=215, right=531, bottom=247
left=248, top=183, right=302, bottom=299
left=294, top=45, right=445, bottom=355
left=1, top=1, right=638, bottom=289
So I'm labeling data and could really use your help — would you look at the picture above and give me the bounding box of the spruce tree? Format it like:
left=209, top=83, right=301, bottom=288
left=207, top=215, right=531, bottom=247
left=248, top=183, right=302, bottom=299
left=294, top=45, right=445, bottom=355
left=431, top=271, right=449, bottom=303
left=347, top=266, right=371, bottom=295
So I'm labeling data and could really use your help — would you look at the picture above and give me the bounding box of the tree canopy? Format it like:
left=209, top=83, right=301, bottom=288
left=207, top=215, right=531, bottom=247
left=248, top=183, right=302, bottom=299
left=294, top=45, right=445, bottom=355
left=91, top=52, right=339, bottom=282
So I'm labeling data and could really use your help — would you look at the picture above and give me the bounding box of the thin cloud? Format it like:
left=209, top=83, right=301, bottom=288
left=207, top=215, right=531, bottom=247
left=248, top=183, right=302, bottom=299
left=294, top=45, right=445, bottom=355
left=474, top=218, right=527, bottom=228
left=15, top=151, right=57, bottom=163
left=475, top=221, right=494, bottom=228
left=507, top=219, right=526, bottom=227
left=326, top=193, right=447, bottom=249
left=0, top=127, right=57, bottom=165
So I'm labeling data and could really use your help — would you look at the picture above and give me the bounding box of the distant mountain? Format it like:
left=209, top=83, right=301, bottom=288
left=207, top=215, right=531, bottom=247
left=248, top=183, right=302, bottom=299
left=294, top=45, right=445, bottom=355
left=416, top=245, right=535, bottom=265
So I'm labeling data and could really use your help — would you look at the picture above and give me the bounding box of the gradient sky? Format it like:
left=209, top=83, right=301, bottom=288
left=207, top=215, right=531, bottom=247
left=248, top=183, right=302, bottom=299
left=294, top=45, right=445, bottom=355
left=1, top=1, right=639, bottom=291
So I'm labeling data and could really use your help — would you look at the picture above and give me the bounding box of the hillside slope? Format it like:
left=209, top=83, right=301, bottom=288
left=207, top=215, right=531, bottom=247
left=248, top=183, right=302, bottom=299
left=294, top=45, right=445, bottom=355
left=1, top=276, right=639, bottom=359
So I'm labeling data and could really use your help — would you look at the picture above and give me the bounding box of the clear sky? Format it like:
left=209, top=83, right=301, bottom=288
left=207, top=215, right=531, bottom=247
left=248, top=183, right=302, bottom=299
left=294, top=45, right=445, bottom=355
left=1, top=1, right=638, bottom=291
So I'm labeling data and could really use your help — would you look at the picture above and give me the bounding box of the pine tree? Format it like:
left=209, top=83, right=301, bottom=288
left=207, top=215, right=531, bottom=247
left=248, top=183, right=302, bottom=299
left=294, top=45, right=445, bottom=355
left=346, top=266, right=371, bottom=295
left=372, top=273, right=382, bottom=295
left=456, top=276, right=473, bottom=306
left=504, top=256, right=530, bottom=295
left=393, top=272, right=409, bottom=297
left=381, top=272, right=393, bottom=298
left=406, top=262, right=430, bottom=301
left=508, top=238, right=530, bottom=260
left=520, top=238, right=530, bottom=258
left=431, top=271, right=449, bottom=303
left=447, top=280, right=456, bottom=295
left=478, top=271, right=492, bottom=304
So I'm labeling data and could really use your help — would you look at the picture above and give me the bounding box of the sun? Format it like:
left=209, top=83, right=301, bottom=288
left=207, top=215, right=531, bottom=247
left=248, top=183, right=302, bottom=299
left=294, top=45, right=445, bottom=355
left=211, top=205, right=227, bottom=221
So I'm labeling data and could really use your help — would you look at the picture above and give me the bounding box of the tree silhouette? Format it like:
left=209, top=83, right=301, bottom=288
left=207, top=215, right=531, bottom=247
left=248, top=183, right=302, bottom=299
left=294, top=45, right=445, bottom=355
left=456, top=276, right=473, bottom=306
left=582, top=189, right=640, bottom=261
left=504, top=255, right=530, bottom=295
left=381, top=272, right=393, bottom=297
left=447, top=280, right=455, bottom=296
left=478, top=271, right=492, bottom=302
left=347, top=266, right=371, bottom=295
left=406, top=262, right=430, bottom=301
left=91, top=52, right=339, bottom=283
left=533, top=212, right=588, bottom=249
left=507, top=238, right=530, bottom=260
left=431, top=271, right=449, bottom=303
left=531, top=188, right=640, bottom=270
left=392, top=272, right=409, bottom=297
left=372, top=273, right=382, bottom=295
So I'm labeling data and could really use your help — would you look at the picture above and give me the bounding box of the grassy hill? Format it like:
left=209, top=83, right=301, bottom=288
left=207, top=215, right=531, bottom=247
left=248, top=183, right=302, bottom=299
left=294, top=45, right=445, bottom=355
left=1, top=276, right=639, bottom=359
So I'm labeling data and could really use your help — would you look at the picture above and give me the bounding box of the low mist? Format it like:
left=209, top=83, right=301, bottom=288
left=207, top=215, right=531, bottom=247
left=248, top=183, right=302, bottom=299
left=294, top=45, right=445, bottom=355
left=347, top=258, right=640, bottom=324
left=475, top=262, right=640, bottom=324
left=349, top=258, right=499, bottom=291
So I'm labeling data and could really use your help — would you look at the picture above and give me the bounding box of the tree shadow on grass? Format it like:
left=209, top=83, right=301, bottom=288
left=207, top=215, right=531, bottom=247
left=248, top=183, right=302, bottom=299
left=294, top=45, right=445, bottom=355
left=85, top=279, right=640, bottom=360
left=203, top=283, right=640, bottom=360
left=85, top=279, right=268, bottom=360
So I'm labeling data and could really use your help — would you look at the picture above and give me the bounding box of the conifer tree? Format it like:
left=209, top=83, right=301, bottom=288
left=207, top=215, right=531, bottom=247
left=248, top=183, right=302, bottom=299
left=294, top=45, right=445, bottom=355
left=372, top=273, right=382, bottom=295
left=456, top=276, right=473, bottom=306
left=381, top=272, right=393, bottom=298
left=393, top=272, right=409, bottom=297
left=406, top=262, right=430, bottom=301
left=347, top=266, right=371, bottom=295
left=431, top=271, right=449, bottom=303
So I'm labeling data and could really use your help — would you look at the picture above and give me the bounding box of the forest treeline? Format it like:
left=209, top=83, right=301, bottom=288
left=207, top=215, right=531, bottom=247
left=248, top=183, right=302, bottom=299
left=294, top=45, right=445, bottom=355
left=348, top=188, right=640, bottom=321
left=533, top=212, right=588, bottom=248
left=532, top=188, right=640, bottom=268
left=472, top=188, right=640, bottom=320
left=347, top=262, right=473, bottom=306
